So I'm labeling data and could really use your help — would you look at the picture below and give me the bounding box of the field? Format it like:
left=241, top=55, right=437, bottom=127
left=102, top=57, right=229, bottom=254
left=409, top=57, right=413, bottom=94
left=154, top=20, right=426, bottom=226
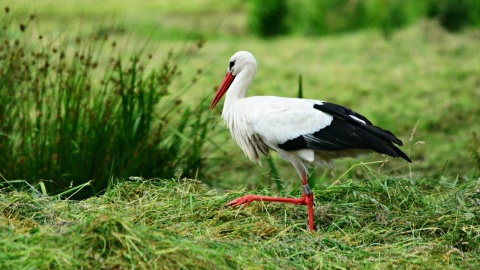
left=1, top=0, right=480, bottom=269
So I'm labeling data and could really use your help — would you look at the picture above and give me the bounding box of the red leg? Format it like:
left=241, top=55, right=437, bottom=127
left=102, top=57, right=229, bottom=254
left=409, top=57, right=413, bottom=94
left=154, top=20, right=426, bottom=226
left=226, top=173, right=315, bottom=231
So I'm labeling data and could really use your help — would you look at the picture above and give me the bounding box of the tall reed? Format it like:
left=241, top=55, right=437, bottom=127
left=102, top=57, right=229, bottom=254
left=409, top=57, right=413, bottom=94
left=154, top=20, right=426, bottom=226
left=0, top=9, right=213, bottom=197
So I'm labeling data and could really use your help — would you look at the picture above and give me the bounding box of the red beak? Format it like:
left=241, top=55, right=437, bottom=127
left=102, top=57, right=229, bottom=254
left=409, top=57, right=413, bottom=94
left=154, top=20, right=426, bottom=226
left=210, top=72, right=235, bottom=109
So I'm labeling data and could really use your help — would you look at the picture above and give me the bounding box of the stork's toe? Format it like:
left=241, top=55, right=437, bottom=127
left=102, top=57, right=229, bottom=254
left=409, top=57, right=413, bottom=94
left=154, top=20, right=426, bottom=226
left=225, top=195, right=254, bottom=207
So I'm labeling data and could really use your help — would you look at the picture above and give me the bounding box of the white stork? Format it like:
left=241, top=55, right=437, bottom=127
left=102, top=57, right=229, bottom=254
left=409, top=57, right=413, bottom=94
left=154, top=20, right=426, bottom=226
left=210, top=51, right=411, bottom=231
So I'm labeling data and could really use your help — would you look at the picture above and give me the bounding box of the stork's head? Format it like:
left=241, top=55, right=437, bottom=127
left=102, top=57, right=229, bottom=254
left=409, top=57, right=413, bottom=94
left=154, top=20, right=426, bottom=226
left=210, top=51, right=257, bottom=109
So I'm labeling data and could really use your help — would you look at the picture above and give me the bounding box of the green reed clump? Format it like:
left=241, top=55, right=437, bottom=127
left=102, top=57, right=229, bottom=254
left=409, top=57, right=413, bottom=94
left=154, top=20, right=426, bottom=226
left=0, top=9, right=213, bottom=198
left=248, top=0, right=288, bottom=37
left=249, top=0, right=480, bottom=37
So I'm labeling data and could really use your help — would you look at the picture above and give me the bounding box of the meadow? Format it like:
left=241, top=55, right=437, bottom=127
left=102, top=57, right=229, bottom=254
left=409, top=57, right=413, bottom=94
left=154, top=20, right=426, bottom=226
left=1, top=0, right=479, bottom=268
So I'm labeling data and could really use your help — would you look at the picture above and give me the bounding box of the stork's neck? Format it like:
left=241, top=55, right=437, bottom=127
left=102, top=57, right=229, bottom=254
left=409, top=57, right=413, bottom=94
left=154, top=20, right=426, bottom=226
left=223, top=64, right=256, bottom=110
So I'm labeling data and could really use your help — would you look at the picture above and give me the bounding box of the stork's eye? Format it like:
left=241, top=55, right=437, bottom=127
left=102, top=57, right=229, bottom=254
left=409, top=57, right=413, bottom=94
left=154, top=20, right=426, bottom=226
left=229, top=60, right=236, bottom=70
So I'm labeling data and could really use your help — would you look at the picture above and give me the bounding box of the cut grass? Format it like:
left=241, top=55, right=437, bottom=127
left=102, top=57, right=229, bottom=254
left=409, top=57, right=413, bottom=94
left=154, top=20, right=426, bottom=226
left=1, top=175, right=479, bottom=269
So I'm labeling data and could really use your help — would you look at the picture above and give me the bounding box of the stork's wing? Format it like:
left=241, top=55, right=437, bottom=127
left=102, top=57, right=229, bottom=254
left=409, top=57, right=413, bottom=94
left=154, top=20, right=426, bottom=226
left=245, top=97, right=334, bottom=147
left=246, top=98, right=411, bottom=162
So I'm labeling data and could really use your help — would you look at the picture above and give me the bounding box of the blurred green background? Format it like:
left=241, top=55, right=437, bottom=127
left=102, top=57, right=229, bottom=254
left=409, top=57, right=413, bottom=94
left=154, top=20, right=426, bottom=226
left=1, top=0, right=480, bottom=197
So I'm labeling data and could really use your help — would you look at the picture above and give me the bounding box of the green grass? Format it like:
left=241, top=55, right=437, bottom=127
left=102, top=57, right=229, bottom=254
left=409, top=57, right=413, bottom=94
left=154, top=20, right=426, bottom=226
left=1, top=176, right=479, bottom=269
left=1, top=0, right=246, bottom=40
left=204, top=24, right=480, bottom=189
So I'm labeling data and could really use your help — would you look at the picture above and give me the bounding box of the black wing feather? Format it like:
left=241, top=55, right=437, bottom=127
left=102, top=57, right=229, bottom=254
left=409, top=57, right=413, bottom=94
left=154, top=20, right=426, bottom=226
left=279, top=102, right=411, bottom=162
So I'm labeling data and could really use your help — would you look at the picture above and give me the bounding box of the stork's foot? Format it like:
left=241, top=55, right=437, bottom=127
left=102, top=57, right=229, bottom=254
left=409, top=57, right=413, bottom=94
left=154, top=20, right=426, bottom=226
left=225, top=195, right=256, bottom=207
left=225, top=194, right=311, bottom=207
left=224, top=193, right=315, bottom=231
